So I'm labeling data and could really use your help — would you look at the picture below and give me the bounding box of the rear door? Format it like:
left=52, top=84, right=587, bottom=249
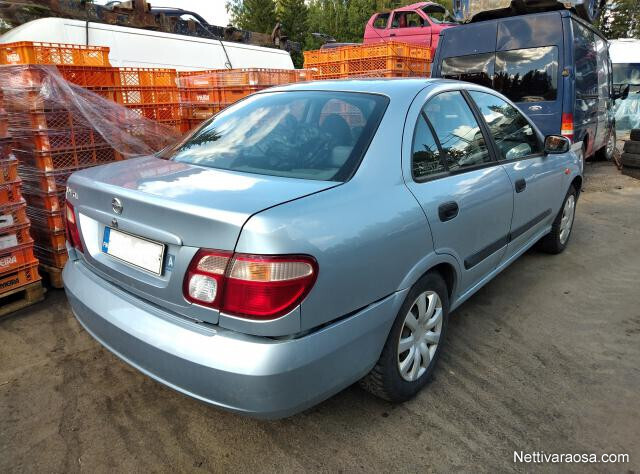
left=389, top=9, right=432, bottom=46
left=403, top=89, right=513, bottom=295
left=468, top=90, right=565, bottom=261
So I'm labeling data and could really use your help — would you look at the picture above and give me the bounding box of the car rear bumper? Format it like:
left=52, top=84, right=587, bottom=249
left=63, top=259, right=405, bottom=419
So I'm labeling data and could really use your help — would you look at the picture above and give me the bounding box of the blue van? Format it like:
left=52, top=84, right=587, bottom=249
left=432, top=10, right=619, bottom=160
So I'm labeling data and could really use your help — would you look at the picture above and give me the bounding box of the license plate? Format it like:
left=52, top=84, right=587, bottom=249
left=102, top=227, right=165, bottom=275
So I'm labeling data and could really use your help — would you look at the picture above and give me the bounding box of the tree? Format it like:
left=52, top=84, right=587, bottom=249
left=277, top=0, right=309, bottom=66
left=597, top=0, right=640, bottom=39
left=226, top=0, right=278, bottom=34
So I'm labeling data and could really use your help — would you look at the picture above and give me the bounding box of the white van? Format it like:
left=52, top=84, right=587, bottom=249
left=609, top=38, right=640, bottom=134
left=0, top=17, right=294, bottom=71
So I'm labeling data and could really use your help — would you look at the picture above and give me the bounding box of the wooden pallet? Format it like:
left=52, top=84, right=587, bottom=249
left=0, top=281, right=45, bottom=318
left=39, top=264, right=64, bottom=289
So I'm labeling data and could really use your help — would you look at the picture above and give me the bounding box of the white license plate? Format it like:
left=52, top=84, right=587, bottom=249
left=102, top=227, right=165, bottom=275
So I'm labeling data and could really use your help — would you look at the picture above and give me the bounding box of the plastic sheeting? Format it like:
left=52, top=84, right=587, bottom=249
left=0, top=64, right=181, bottom=161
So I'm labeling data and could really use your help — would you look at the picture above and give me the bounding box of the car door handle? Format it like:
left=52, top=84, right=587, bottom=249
left=515, top=178, right=527, bottom=193
left=438, top=201, right=459, bottom=222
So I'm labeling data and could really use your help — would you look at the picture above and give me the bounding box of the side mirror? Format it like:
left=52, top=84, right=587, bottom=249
left=612, top=84, right=630, bottom=102
left=544, top=135, right=571, bottom=154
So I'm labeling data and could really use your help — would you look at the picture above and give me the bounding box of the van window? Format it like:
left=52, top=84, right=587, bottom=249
left=423, top=91, right=492, bottom=171
left=613, top=63, right=640, bottom=85
left=373, top=13, right=389, bottom=29
left=441, top=53, right=495, bottom=88
left=595, top=36, right=610, bottom=99
left=494, top=46, right=559, bottom=102
left=574, top=21, right=598, bottom=97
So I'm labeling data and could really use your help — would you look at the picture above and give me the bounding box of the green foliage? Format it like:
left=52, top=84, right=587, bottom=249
left=226, top=0, right=278, bottom=34
left=596, top=0, right=640, bottom=39
left=277, top=0, right=309, bottom=66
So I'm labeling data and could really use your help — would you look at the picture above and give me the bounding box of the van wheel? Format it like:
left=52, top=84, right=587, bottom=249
left=596, top=129, right=616, bottom=161
left=360, top=272, right=449, bottom=402
left=538, top=185, right=577, bottom=254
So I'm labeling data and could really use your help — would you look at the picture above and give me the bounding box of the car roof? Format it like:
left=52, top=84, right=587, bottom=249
left=266, top=78, right=449, bottom=98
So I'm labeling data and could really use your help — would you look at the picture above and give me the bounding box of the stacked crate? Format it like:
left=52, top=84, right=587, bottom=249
left=0, top=88, right=43, bottom=303
left=178, top=68, right=314, bottom=132
left=304, top=42, right=432, bottom=80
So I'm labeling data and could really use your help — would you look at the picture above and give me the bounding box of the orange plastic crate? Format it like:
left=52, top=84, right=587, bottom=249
left=124, top=104, right=182, bottom=121
left=15, top=129, right=107, bottom=152
left=0, top=137, right=13, bottom=158
left=0, top=110, right=8, bottom=138
left=57, top=66, right=121, bottom=87
left=0, top=242, right=37, bottom=274
left=13, top=146, right=118, bottom=172
left=118, top=67, right=177, bottom=87
left=0, top=157, right=18, bottom=184
left=344, top=57, right=430, bottom=75
left=0, top=179, right=22, bottom=205
left=26, top=208, right=64, bottom=233
left=11, top=109, right=81, bottom=132
left=115, top=87, right=180, bottom=105
left=180, top=104, right=223, bottom=120
left=30, top=227, right=66, bottom=251
left=0, top=42, right=111, bottom=66
left=18, top=168, right=71, bottom=194
left=0, top=262, right=41, bottom=294
left=22, top=189, right=64, bottom=212
left=0, top=200, right=28, bottom=228
left=0, top=222, right=32, bottom=249
left=218, top=86, right=262, bottom=105
left=34, top=246, right=67, bottom=269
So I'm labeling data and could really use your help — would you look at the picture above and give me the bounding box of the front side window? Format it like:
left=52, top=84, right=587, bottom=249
left=612, top=63, right=640, bottom=85
left=391, top=11, right=425, bottom=28
left=469, top=91, right=542, bottom=160
left=494, top=46, right=559, bottom=102
left=373, top=13, right=389, bottom=29
left=441, top=53, right=495, bottom=89
left=422, top=91, right=492, bottom=171
left=162, top=91, right=388, bottom=182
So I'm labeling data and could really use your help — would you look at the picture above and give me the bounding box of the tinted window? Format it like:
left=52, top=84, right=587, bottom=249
left=574, top=21, right=598, bottom=97
left=441, top=53, right=495, bottom=89
left=494, top=46, right=558, bottom=102
left=613, top=63, right=640, bottom=85
left=595, top=36, right=610, bottom=99
left=391, top=11, right=424, bottom=28
left=373, top=13, right=389, bottom=29
left=423, top=91, right=492, bottom=170
left=412, top=115, right=445, bottom=178
left=469, top=91, right=542, bottom=160
left=163, top=91, right=388, bottom=181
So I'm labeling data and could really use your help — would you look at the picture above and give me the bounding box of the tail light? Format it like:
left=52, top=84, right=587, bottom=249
left=65, top=201, right=83, bottom=252
left=561, top=113, right=574, bottom=142
left=184, top=250, right=318, bottom=320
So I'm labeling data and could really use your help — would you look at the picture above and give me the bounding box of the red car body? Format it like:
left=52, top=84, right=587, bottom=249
left=363, top=2, right=456, bottom=50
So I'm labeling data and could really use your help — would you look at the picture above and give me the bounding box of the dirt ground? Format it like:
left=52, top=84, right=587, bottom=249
left=1, top=162, right=639, bottom=473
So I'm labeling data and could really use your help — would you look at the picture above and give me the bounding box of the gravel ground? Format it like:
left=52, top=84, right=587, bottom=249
left=1, top=162, right=639, bottom=473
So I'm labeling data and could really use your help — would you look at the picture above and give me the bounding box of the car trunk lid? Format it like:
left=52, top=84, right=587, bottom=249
left=67, top=156, right=338, bottom=324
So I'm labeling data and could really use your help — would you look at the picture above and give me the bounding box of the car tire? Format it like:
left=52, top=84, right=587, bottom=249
left=538, top=185, right=578, bottom=254
left=595, top=128, right=616, bottom=161
left=360, top=272, right=449, bottom=402
left=575, top=0, right=603, bottom=23
left=630, top=129, right=640, bottom=142
left=621, top=152, right=640, bottom=169
left=623, top=141, right=640, bottom=155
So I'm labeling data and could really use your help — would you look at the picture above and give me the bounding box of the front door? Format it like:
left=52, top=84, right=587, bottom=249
left=404, top=90, right=513, bottom=295
left=467, top=90, right=565, bottom=261
left=389, top=9, right=431, bottom=46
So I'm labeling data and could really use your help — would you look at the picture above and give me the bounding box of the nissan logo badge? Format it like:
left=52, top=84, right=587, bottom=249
left=112, top=197, right=123, bottom=215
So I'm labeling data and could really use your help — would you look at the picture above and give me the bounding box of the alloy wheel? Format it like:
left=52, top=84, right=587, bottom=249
left=559, top=194, right=576, bottom=245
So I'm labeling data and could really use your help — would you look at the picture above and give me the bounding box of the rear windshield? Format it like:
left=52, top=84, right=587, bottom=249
left=441, top=46, right=559, bottom=102
left=161, top=91, right=388, bottom=181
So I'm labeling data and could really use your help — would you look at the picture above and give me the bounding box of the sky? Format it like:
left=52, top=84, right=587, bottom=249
left=94, top=0, right=230, bottom=26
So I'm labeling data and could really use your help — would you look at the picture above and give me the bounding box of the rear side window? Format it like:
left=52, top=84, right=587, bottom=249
left=574, top=21, right=598, bottom=97
left=422, top=91, right=492, bottom=171
left=412, top=115, right=445, bottom=178
left=162, top=91, right=388, bottom=182
left=494, top=46, right=559, bottom=102
left=441, top=53, right=495, bottom=89
left=469, top=91, right=542, bottom=160
left=373, top=13, right=389, bottom=29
